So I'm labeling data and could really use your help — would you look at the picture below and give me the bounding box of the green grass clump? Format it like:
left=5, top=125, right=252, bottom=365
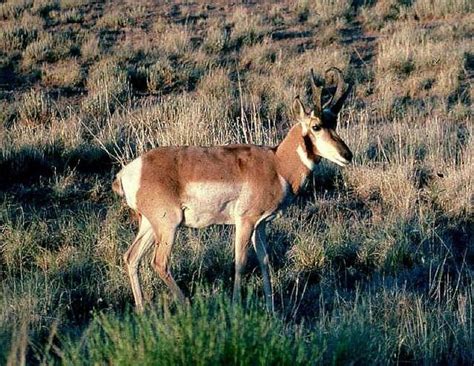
left=60, top=295, right=317, bottom=365
left=55, top=284, right=474, bottom=365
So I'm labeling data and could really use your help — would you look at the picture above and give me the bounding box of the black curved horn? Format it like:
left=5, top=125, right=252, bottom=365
left=310, top=68, right=323, bottom=117
left=325, top=67, right=352, bottom=114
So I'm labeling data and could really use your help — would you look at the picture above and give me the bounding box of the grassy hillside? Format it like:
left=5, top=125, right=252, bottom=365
left=0, top=0, right=472, bottom=364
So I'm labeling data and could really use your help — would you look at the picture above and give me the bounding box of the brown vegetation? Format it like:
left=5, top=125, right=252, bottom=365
left=0, top=0, right=472, bottom=364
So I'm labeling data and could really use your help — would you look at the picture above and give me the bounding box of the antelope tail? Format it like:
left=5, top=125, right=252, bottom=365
left=112, top=171, right=124, bottom=197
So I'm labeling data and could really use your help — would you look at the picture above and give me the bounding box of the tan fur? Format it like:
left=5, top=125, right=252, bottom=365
left=115, top=75, right=353, bottom=312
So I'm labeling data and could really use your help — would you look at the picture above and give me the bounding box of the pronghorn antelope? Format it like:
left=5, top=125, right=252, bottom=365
left=113, top=67, right=353, bottom=312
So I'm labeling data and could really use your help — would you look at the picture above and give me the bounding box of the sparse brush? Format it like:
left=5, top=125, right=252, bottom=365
left=41, top=58, right=83, bottom=87
left=155, top=24, right=192, bottom=56
left=31, top=0, right=59, bottom=16
left=19, top=10, right=44, bottom=30
left=96, top=10, right=130, bottom=30
left=411, top=0, right=472, bottom=19
left=80, top=34, right=101, bottom=60
left=18, top=88, right=54, bottom=125
left=126, top=4, right=147, bottom=24
left=270, top=46, right=350, bottom=94
left=229, top=7, right=269, bottom=49
left=141, top=58, right=174, bottom=94
left=239, top=38, right=278, bottom=71
left=203, top=21, right=229, bottom=54
left=22, top=31, right=76, bottom=68
left=346, top=165, right=418, bottom=216
left=288, top=231, right=326, bottom=274
left=60, top=0, right=89, bottom=10
left=431, top=152, right=473, bottom=218
left=21, top=32, right=54, bottom=67
left=196, top=67, right=233, bottom=100
left=82, top=58, right=130, bottom=118
left=375, top=20, right=468, bottom=115
left=0, top=0, right=32, bottom=20
left=0, top=211, right=49, bottom=275
left=293, top=0, right=352, bottom=24
left=0, top=24, right=37, bottom=52
left=244, top=72, right=289, bottom=123
left=106, top=92, right=237, bottom=154
left=58, top=7, right=82, bottom=23
left=359, top=0, right=410, bottom=31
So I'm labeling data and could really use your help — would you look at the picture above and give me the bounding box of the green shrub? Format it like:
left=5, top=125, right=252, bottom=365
left=59, top=295, right=319, bottom=365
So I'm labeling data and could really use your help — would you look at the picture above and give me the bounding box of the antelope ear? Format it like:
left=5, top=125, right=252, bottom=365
left=292, top=97, right=307, bottom=122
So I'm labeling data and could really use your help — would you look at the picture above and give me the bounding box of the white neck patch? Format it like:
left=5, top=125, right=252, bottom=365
left=300, top=121, right=308, bottom=135
left=296, top=145, right=315, bottom=171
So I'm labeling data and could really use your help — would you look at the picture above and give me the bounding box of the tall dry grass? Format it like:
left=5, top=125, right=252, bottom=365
left=0, top=0, right=472, bottom=364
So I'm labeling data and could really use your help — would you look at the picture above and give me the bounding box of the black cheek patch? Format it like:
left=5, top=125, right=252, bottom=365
left=303, top=134, right=319, bottom=162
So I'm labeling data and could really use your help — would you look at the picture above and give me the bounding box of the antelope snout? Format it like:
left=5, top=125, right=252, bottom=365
left=334, top=147, right=352, bottom=167
left=341, top=149, right=353, bottom=164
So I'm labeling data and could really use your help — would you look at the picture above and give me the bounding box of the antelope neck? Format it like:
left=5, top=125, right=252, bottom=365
left=275, top=123, right=319, bottom=195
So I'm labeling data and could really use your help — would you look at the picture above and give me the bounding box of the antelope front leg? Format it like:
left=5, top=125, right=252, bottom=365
left=252, top=223, right=274, bottom=312
left=233, top=219, right=254, bottom=305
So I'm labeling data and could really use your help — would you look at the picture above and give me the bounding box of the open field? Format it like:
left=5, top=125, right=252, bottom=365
left=0, top=0, right=472, bottom=364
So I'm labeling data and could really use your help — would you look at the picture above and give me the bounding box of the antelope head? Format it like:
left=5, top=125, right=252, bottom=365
left=292, top=67, right=353, bottom=167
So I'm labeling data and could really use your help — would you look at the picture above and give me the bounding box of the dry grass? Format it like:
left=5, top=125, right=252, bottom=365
left=374, top=18, right=471, bottom=117
left=0, top=1, right=472, bottom=364
left=96, top=10, right=130, bottom=31
left=31, top=0, right=58, bottom=16
left=294, top=0, right=352, bottom=23
left=0, top=0, right=32, bottom=20
left=203, top=19, right=229, bottom=54
left=411, top=0, right=473, bottom=19
left=21, top=32, right=54, bottom=66
left=17, top=88, right=54, bottom=125
left=82, top=57, right=130, bottom=118
left=360, top=0, right=409, bottom=31
left=229, top=7, right=269, bottom=49
left=80, top=33, right=101, bottom=60
left=0, top=23, right=37, bottom=52
left=41, top=58, right=82, bottom=87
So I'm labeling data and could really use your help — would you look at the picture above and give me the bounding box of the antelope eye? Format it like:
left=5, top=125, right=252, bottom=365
left=312, top=125, right=321, bottom=132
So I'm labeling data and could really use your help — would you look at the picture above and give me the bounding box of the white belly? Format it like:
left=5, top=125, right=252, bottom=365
left=182, top=182, right=241, bottom=228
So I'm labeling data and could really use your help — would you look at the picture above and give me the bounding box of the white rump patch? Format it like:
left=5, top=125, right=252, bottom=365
left=296, top=145, right=315, bottom=171
left=120, top=157, right=143, bottom=210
